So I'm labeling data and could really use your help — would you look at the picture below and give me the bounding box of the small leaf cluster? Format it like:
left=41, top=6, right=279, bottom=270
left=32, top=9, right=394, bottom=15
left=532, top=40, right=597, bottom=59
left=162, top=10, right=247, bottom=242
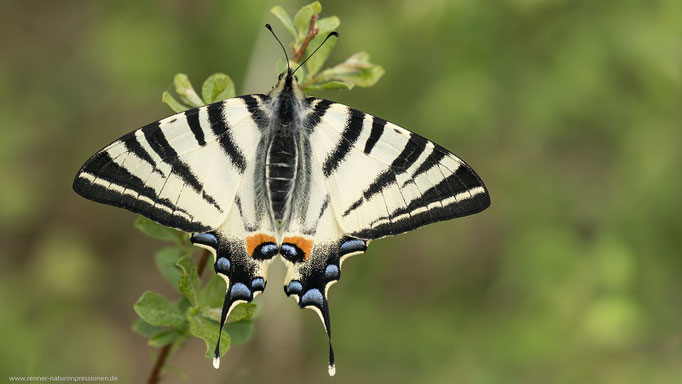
left=131, top=217, right=256, bottom=361
left=162, top=73, right=235, bottom=113
left=272, top=1, right=385, bottom=90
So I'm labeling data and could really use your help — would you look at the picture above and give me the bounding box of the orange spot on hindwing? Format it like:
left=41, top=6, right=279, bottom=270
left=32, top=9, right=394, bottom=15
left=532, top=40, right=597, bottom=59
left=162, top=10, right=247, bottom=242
left=246, top=234, right=277, bottom=258
left=282, top=236, right=314, bottom=261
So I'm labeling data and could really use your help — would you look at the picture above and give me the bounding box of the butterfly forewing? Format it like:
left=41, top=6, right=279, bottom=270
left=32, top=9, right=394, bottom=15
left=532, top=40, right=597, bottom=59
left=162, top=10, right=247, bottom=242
left=73, top=96, right=266, bottom=232
left=306, top=98, right=490, bottom=240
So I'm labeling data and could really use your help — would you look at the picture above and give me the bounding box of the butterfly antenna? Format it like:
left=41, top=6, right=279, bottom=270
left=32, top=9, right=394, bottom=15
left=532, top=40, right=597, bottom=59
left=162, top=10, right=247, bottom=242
left=265, top=24, right=290, bottom=73
left=293, top=31, right=339, bottom=75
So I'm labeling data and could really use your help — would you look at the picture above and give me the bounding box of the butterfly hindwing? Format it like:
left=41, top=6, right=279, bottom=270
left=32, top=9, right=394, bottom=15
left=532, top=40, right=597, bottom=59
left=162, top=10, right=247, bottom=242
left=279, top=151, right=368, bottom=375
left=191, top=206, right=277, bottom=368
left=306, top=98, right=490, bottom=240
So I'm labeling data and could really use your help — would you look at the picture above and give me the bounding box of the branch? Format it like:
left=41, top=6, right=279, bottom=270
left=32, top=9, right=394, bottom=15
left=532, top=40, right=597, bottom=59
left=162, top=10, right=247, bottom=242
left=292, top=14, right=319, bottom=63
left=147, top=249, right=212, bottom=384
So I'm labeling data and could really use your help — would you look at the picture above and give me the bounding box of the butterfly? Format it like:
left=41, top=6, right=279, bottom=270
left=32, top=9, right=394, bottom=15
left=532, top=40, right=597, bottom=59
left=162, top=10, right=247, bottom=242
left=73, top=25, right=490, bottom=376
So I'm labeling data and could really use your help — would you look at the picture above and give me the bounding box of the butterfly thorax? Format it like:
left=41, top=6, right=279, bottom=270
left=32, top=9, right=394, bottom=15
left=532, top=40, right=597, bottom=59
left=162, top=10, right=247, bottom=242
left=264, top=73, right=307, bottom=228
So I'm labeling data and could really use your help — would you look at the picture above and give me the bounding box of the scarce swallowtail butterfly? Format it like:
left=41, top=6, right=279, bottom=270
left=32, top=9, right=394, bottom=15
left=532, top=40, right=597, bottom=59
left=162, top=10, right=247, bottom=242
left=73, top=25, right=490, bottom=376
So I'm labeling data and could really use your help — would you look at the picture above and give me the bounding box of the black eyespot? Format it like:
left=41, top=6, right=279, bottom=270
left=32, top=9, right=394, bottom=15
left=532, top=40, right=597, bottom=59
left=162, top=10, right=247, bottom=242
left=280, top=243, right=305, bottom=263
left=293, top=75, right=298, bottom=82
left=278, top=73, right=284, bottom=80
left=252, top=242, right=278, bottom=260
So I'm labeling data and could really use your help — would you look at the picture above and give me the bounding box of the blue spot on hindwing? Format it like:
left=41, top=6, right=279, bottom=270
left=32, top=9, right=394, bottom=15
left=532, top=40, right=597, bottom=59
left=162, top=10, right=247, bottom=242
left=191, top=232, right=219, bottom=248
left=300, top=288, right=324, bottom=308
left=339, top=239, right=366, bottom=256
left=230, top=282, right=252, bottom=301
left=280, top=243, right=305, bottom=263
left=251, top=277, right=265, bottom=291
left=215, top=257, right=230, bottom=274
left=285, top=280, right=302, bottom=296
left=260, top=244, right=278, bottom=256
left=325, top=265, right=340, bottom=280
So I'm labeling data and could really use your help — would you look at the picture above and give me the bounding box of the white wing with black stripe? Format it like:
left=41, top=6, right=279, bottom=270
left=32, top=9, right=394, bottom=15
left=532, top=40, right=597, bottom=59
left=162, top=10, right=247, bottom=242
left=275, top=97, right=490, bottom=376
left=306, top=98, right=490, bottom=240
left=73, top=95, right=268, bottom=233
left=74, top=94, right=280, bottom=368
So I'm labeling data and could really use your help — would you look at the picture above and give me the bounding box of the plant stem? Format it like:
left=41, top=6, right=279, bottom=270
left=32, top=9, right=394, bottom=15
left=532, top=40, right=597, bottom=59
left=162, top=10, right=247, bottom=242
left=292, top=14, right=319, bottom=63
left=197, top=248, right=211, bottom=276
left=147, top=249, right=212, bottom=384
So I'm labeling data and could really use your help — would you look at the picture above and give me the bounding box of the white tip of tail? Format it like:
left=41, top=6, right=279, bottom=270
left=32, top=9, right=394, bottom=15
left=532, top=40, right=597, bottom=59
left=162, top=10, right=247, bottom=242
left=328, top=363, right=336, bottom=376
left=213, top=356, right=221, bottom=369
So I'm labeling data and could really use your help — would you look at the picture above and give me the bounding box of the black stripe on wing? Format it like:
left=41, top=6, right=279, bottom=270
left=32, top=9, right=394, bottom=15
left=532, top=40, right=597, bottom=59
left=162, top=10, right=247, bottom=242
left=207, top=102, right=247, bottom=173
left=240, top=95, right=270, bottom=130
left=350, top=164, right=490, bottom=239
left=142, top=122, right=223, bottom=213
left=185, top=109, right=206, bottom=146
left=363, top=117, right=386, bottom=154
left=342, top=132, right=427, bottom=217
left=323, top=108, right=365, bottom=177
left=73, top=152, right=210, bottom=232
left=123, top=134, right=164, bottom=176
left=304, top=98, right=334, bottom=131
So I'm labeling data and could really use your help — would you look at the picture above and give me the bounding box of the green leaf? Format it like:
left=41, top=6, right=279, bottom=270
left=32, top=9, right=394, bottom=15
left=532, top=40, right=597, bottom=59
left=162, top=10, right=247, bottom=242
left=276, top=58, right=296, bottom=75
left=226, top=320, right=253, bottom=346
left=294, top=2, right=322, bottom=40
left=132, top=319, right=164, bottom=338
left=271, top=6, right=297, bottom=38
left=200, top=302, right=256, bottom=323
left=173, top=73, right=204, bottom=108
left=161, top=91, right=189, bottom=113
left=134, top=291, right=186, bottom=328
left=177, top=256, right=201, bottom=306
left=304, top=80, right=353, bottom=91
left=188, top=314, right=230, bottom=358
left=201, top=73, right=235, bottom=104
left=134, top=216, right=184, bottom=244
left=304, top=36, right=336, bottom=77
left=316, top=16, right=340, bottom=33
left=177, top=296, right=192, bottom=314
left=227, top=303, right=257, bottom=323
left=310, top=52, right=385, bottom=88
left=200, top=274, right=225, bottom=308
left=149, top=329, right=181, bottom=347
left=155, top=248, right=184, bottom=290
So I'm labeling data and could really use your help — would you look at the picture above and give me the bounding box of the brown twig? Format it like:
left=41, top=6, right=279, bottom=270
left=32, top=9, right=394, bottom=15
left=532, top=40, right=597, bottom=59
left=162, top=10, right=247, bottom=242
left=147, top=249, right=212, bottom=384
left=292, top=14, right=319, bottom=63
left=196, top=248, right=211, bottom=276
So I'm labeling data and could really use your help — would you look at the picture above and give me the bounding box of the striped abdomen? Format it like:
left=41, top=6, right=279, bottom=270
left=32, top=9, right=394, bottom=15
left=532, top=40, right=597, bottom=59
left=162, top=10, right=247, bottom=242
left=265, top=131, right=298, bottom=222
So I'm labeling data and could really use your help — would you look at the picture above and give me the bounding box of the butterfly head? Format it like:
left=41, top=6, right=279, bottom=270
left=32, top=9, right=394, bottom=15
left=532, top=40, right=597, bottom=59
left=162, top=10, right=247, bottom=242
left=272, top=69, right=302, bottom=97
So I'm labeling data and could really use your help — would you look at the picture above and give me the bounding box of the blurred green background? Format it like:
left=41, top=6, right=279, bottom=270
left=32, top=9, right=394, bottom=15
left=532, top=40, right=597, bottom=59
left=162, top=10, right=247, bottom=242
left=1, top=0, right=680, bottom=383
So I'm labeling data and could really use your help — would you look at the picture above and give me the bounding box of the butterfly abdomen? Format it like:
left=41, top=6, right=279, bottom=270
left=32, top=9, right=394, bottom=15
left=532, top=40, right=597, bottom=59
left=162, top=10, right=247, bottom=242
left=265, top=130, right=299, bottom=223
